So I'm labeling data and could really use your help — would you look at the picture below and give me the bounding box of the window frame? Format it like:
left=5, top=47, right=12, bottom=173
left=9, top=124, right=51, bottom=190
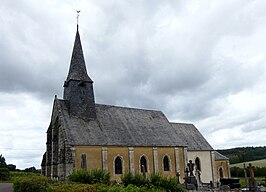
left=81, top=153, right=87, bottom=170
left=139, top=155, right=148, bottom=173
left=195, top=157, right=201, bottom=171
left=114, top=155, right=123, bottom=175
left=163, top=155, right=170, bottom=172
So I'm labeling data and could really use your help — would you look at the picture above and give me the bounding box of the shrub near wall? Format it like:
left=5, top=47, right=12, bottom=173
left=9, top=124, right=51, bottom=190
left=47, top=183, right=97, bottom=192
left=121, top=173, right=185, bottom=192
left=69, top=169, right=110, bottom=184
left=0, top=167, right=10, bottom=181
left=98, top=184, right=166, bottom=192
left=121, top=173, right=149, bottom=187
left=13, top=175, right=52, bottom=192
left=150, top=173, right=183, bottom=192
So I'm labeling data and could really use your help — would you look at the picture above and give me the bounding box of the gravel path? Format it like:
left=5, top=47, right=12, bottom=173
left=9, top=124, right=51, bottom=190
left=0, top=183, right=13, bottom=192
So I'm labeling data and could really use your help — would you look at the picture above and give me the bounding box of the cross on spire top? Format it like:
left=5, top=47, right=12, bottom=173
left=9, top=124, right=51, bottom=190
left=76, top=10, right=81, bottom=28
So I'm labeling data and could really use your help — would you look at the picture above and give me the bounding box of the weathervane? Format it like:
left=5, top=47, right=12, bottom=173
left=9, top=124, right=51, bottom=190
left=76, top=10, right=81, bottom=25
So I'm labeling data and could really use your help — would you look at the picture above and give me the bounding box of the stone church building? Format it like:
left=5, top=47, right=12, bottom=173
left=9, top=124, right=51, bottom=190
left=41, top=25, right=230, bottom=184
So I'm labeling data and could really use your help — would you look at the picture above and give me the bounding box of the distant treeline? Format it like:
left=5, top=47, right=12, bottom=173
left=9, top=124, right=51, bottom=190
left=217, top=146, right=266, bottom=164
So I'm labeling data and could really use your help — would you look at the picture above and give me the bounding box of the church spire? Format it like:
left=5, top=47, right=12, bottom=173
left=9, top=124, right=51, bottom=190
left=63, top=25, right=96, bottom=120
left=65, top=26, right=93, bottom=83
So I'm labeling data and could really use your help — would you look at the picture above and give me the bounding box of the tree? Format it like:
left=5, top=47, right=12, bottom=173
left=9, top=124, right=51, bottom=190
left=6, top=164, right=16, bottom=171
left=0, top=154, right=6, bottom=168
left=24, top=166, right=39, bottom=173
left=0, top=167, right=10, bottom=181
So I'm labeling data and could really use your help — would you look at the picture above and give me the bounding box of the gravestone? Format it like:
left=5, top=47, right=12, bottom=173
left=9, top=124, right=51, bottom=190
left=183, top=160, right=198, bottom=190
left=248, top=163, right=257, bottom=191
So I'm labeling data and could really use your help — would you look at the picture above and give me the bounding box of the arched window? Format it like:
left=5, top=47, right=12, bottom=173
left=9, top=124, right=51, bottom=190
left=163, top=155, right=170, bottom=171
left=219, top=167, right=224, bottom=179
left=195, top=157, right=201, bottom=171
left=140, top=156, right=147, bottom=173
left=81, top=154, right=87, bottom=170
left=114, top=156, right=122, bottom=174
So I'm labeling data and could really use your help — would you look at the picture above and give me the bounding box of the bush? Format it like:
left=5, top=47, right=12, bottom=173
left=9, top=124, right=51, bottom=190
left=11, top=171, right=40, bottom=178
left=150, top=173, right=162, bottom=187
left=122, top=172, right=184, bottom=192
left=13, top=175, right=52, bottom=192
left=121, top=173, right=149, bottom=187
left=69, top=169, right=110, bottom=184
left=98, top=184, right=165, bottom=192
left=68, top=170, right=91, bottom=184
left=90, top=169, right=110, bottom=184
left=121, top=172, right=134, bottom=186
left=150, top=173, right=184, bottom=192
left=0, top=167, right=10, bottom=181
left=230, top=166, right=266, bottom=177
left=47, top=183, right=97, bottom=192
left=230, top=166, right=244, bottom=177
left=253, top=167, right=266, bottom=177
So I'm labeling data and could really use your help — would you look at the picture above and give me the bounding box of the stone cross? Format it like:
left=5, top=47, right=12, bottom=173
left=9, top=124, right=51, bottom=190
left=76, top=10, right=81, bottom=25
left=187, top=160, right=195, bottom=176
left=248, top=163, right=255, bottom=178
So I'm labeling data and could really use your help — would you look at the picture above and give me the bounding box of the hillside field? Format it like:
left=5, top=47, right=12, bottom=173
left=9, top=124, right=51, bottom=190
left=230, top=159, right=266, bottom=168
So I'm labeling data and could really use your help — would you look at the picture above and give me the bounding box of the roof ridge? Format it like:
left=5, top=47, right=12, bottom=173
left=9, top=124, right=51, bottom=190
left=170, top=122, right=194, bottom=125
left=95, top=103, right=162, bottom=113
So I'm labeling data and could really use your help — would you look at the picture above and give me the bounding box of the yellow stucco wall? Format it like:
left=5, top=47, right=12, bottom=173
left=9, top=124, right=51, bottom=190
left=75, top=146, right=102, bottom=170
left=157, top=147, right=176, bottom=177
left=133, top=147, right=153, bottom=175
left=73, top=146, right=185, bottom=181
left=215, top=160, right=230, bottom=180
left=107, top=147, right=129, bottom=181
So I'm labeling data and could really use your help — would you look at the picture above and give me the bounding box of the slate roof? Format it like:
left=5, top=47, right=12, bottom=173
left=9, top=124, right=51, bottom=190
left=66, top=25, right=93, bottom=83
left=56, top=99, right=187, bottom=147
left=55, top=26, right=214, bottom=150
left=171, top=123, right=213, bottom=151
left=214, top=151, right=229, bottom=160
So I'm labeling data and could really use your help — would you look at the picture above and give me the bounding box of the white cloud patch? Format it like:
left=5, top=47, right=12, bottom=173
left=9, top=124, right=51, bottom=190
left=0, top=93, right=50, bottom=169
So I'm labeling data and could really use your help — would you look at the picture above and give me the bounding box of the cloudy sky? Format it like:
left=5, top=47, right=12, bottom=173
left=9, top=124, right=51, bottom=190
left=1, top=0, right=266, bottom=169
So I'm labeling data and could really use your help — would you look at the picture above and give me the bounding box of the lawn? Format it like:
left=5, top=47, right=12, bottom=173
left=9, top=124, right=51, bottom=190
left=238, top=177, right=266, bottom=188
left=231, top=159, right=266, bottom=168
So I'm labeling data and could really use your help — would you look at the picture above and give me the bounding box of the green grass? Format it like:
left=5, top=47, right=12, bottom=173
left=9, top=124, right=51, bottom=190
left=231, top=159, right=266, bottom=168
left=239, top=177, right=266, bottom=188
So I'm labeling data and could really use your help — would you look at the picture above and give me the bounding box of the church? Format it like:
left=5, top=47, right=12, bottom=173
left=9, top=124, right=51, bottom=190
left=41, top=25, right=230, bottom=184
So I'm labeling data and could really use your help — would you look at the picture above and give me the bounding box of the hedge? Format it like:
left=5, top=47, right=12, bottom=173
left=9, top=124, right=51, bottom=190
left=231, top=166, right=266, bottom=177
left=13, top=175, right=52, bottom=192
left=0, top=167, right=10, bottom=181
left=47, top=183, right=97, bottom=192
left=121, top=172, right=185, bottom=192
left=69, top=169, right=110, bottom=184
left=98, top=184, right=166, bottom=192
left=11, top=170, right=184, bottom=192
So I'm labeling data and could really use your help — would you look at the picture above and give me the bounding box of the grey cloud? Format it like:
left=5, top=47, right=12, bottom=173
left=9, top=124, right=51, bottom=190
left=1, top=0, right=266, bottom=168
